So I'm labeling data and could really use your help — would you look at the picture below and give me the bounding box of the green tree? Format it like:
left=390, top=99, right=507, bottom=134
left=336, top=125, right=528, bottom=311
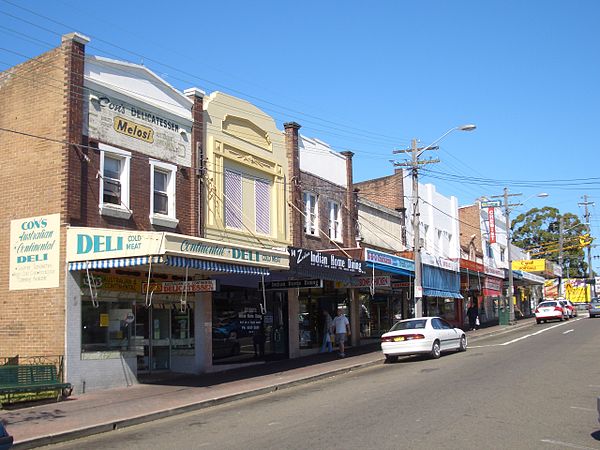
left=511, top=206, right=588, bottom=277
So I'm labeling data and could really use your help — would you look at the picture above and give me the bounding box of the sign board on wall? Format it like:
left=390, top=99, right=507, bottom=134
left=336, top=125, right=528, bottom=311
left=67, top=228, right=164, bottom=262
left=9, top=213, right=61, bottom=290
left=512, top=259, right=546, bottom=272
left=488, top=207, right=497, bottom=244
left=87, top=91, right=192, bottom=167
left=142, top=280, right=217, bottom=293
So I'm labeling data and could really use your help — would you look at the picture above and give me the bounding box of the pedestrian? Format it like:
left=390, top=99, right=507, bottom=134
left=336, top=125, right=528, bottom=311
left=253, top=325, right=266, bottom=357
left=466, top=302, right=479, bottom=331
left=331, top=308, right=350, bottom=357
left=320, top=309, right=333, bottom=353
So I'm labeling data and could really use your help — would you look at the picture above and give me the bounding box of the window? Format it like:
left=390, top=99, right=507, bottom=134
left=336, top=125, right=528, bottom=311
left=328, top=201, right=342, bottom=241
left=255, top=178, right=271, bottom=235
left=82, top=299, right=134, bottom=352
left=500, top=247, right=506, bottom=262
left=150, top=160, right=178, bottom=228
left=225, top=169, right=243, bottom=229
left=486, top=242, right=493, bottom=258
left=304, top=192, right=318, bottom=235
left=99, top=143, right=131, bottom=219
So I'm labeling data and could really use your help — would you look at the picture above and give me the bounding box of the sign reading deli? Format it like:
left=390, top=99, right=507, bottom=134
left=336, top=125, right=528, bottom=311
left=67, top=228, right=289, bottom=270
left=87, top=91, right=192, bottom=167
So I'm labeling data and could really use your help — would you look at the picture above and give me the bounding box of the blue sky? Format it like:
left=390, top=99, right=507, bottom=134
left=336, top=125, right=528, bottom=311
left=1, top=0, right=599, bottom=270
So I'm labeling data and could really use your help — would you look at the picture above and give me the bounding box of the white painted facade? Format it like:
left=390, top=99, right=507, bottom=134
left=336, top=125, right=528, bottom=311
left=357, top=197, right=405, bottom=252
left=403, top=179, right=460, bottom=261
left=299, top=136, right=347, bottom=186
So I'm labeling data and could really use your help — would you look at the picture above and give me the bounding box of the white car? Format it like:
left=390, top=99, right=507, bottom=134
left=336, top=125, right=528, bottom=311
left=381, top=317, right=467, bottom=362
left=535, top=300, right=567, bottom=324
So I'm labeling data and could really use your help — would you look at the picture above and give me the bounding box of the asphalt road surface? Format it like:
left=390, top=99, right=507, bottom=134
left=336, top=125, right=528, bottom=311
left=42, top=317, right=600, bottom=450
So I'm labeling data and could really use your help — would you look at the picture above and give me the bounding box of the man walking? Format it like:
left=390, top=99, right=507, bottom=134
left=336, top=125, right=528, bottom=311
left=331, top=308, right=350, bottom=357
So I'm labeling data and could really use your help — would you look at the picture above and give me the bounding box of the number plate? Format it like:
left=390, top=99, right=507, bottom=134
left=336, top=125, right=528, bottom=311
left=393, top=336, right=405, bottom=342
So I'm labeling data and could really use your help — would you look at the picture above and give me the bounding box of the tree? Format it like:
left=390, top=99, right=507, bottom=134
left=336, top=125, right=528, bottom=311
left=511, top=206, right=588, bottom=277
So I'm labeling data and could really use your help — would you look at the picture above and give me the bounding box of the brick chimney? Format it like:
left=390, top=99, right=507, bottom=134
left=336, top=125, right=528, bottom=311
left=184, top=87, right=205, bottom=237
left=340, top=151, right=356, bottom=247
left=284, top=122, right=302, bottom=247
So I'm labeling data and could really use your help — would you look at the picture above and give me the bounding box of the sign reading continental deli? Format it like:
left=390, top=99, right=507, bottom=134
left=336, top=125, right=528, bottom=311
left=10, top=213, right=61, bottom=290
left=87, top=91, right=192, bottom=167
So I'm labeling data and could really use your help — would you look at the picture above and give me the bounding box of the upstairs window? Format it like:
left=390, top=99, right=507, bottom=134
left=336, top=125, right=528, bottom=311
left=150, top=160, right=178, bottom=228
left=303, top=192, right=318, bottom=236
left=255, top=178, right=271, bottom=235
left=99, top=143, right=131, bottom=220
left=500, top=246, right=506, bottom=262
left=486, top=242, right=493, bottom=258
left=225, top=169, right=243, bottom=229
left=328, top=200, right=342, bottom=241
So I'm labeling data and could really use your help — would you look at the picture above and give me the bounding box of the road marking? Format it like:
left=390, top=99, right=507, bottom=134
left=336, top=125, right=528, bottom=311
left=472, top=319, right=584, bottom=348
left=540, top=439, right=596, bottom=449
left=570, top=406, right=595, bottom=412
left=562, top=329, right=574, bottom=334
left=589, top=385, right=600, bottom=388
left=268, top=421, right=280, bottom=426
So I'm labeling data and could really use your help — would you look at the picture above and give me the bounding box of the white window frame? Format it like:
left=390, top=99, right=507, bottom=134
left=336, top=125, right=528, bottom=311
left=303, top=192, right=318, bottom=236
left=500, top=246, right=506, bottom=262
left=327, top=200, right=342, bottom=242
left=254, top=178, right=271, bottom=235
left=149, top=159, right=179, bottom=228
left=224, top=169, right=243, bottom=230
left=99, top=143, right=132, bottom=220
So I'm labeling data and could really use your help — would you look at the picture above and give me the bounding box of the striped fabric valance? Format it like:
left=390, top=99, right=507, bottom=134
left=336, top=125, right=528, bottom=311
left=164, top=256, right=270, bottom=276
left=68, top=256, right=163, bottom=271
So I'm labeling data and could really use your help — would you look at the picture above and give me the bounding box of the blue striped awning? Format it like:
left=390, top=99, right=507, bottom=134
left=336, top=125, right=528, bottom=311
left=164, top=256, right=270, bottom=276
left=68, top=256, right=163, bottom=271
left=366, top=262, right=414, bottom=277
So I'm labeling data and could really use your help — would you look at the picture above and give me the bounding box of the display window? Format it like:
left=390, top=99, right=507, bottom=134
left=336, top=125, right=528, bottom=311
left=298, top=288, right=349, bottom=349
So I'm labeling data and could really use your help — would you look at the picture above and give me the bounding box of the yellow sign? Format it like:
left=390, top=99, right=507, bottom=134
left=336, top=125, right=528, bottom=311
left=100, top=314, right=109, bottom=327
left=512, top=259, right=546, bottom=272
left=114, top=116, right=154, bottom=143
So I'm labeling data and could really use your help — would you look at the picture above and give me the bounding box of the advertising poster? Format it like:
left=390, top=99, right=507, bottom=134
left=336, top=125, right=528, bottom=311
left=9, top=213, right=61, bottom=290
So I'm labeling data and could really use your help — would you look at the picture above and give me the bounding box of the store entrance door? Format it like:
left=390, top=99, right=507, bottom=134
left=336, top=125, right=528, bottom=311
left=134, top=305, right=171, bottom=374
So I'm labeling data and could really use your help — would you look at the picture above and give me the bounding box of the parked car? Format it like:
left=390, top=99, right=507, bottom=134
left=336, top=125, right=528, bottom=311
left=588, top=298, right=600, bottom=318
left=381, top=317, right=467, bottom=362
left=212, top=329, right=241, bottom=359
left=535, top=300, right=567, bottom=324
left=560, top=299, right=577, bottom=318
left=0, top=422, right=13, bottom=450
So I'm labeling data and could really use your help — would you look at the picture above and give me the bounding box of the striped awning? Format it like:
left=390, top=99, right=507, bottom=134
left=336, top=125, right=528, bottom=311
left=164, top=256, right=270, bottom=276
left=68, top=256, right=163, bottom=271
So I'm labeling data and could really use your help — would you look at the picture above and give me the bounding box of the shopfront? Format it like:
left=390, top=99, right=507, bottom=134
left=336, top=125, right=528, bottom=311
left=420, top=254, right=463, bottom=327
left=66, top=227, right=288, bottom=391
left=287, top=247, right=365, bottom=352
left=459, top=259, right=485, bottom=327
left=481, top=265, right=504, bottom=323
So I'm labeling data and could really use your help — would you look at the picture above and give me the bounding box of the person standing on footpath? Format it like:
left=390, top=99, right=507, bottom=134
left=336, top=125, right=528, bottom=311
left=320, top=309, right=333, bottom=353
left=331, top=308, right=350, bottom=357
left=466, top=302, right=479, bottom=331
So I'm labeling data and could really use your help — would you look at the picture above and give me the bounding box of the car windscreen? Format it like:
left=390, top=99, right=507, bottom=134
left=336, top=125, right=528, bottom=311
left=538, top=301, right=556, bottom=308
left=389, top=319, right=427, bottom=331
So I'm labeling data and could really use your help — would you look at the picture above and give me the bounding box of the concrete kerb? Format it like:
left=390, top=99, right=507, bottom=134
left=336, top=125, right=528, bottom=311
left=13, top=358, right=384, bottom=450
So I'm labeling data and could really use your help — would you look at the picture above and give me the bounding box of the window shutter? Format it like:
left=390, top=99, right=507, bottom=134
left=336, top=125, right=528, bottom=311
left=225, top=170, right=243, bottom=229
left=255, top=179, right=271, bottom=234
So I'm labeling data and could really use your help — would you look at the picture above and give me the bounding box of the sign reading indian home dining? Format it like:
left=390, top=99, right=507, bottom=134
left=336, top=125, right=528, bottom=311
left=67, top=228, right=164, bottom=262
left=163, top=234, right=289, bottom=269
left=288, top=247, right=365, bottom=277
left=261, top=279, right=323, bottom=290
left=10, top=213, right=61, bottom=290
left=86, top=90, right=192, bottom=167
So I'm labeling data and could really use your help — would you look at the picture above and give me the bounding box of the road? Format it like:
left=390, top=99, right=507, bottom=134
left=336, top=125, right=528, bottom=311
left=42, top=317, right=600, bottom=450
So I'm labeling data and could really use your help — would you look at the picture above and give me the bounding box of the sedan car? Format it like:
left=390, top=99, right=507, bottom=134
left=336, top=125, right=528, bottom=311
left=588, top=298, right=600, bottom=318
left=561, top=299, right=577, bottom=318
left=381, top=317, right=467, bottom=362
left=535, top=300, right=566, bottom=324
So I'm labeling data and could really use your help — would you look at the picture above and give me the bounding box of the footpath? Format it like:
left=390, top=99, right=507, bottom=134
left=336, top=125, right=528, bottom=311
left=1, top=318, right=535, bottom=449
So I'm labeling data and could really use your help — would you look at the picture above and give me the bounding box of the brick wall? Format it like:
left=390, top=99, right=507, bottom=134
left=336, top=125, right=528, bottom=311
left=458, top=205, right=483, bottom=257
left=0, top=43, right=71, bottom=357
left=355, top=169, right=405, bottom=212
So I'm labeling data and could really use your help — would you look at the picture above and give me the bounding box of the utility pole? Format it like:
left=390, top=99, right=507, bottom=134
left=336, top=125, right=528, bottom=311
left=578, top=195, right=595, bottom=299
left=490, top=188, right=522, bottom=324
left=558, top=215, right=564, bottom=297
left=394, top=139, right=439, bottom=317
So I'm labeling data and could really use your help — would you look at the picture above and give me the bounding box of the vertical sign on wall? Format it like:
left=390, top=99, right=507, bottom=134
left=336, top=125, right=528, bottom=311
left=488, top=207, right=496, bottom=244
left=10, top=213, right=61, bottom=290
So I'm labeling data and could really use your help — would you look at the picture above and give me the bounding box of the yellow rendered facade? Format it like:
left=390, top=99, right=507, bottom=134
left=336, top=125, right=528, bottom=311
left=203, top=92, right=289, bottom=249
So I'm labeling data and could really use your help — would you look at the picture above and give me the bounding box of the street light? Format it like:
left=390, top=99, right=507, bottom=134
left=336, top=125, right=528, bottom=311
left=411, top=124, right=476, bottom=318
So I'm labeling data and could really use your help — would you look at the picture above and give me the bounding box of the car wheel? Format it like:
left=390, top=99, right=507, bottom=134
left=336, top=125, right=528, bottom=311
left=559, top=316, right=564, bottom=322
left=458, top=335, right=467, bottom=352
left=430, top=340, right=441, bottom=359
left=385, top=355, right=398, bottom=363
left=536, top=319, right=541, bottom=324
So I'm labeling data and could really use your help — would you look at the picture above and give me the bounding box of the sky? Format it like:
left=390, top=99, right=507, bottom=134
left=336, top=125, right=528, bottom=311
left=1, top=0, right=599, bottom=271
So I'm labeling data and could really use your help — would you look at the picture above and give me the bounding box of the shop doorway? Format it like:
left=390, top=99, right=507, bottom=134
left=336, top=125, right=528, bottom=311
left=134, top=305, right=171, bottom=373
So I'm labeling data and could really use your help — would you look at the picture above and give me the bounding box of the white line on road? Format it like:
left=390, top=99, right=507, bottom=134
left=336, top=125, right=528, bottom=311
left=570, top=406, right=596, bottom=412
left=563, top=329, right=574, bottom=334
left=589, top=385, right=600, bottom=388
left=540, top=439, right=596, bottom=449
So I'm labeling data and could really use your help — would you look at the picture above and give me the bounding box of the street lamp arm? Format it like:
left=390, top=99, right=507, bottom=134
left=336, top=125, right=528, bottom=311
left=417, top=124, right=476, bottom=158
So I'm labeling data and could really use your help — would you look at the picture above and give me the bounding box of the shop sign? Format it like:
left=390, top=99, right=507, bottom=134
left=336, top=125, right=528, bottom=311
left=67, top=228, right=163, bottom=262
left=488, top=207, right=497, bottom=244
left=484, top=265, right=504, bottom=278
left=517, top=271, right=545, bottom=284
left=512, top=259, right=545, bottom=272
left=421, top=253, right=459, bottom=272
left=484, top=277, right=502, bottom=292
left=142, top=280, right=217, bottom=293
left=83, top=273, right=141, bottom=292
left=9, top=213, right=61, bottom=290
left=262, top=279, right=323, bottom=290
left=165, top=234, right=289, bottom=269
left=364, top=248, right=414, bottom=273
left=480, top=200, right=502, bottom=208
left=335, top=276, right=391, bottom=289
left=87, top=91, right=192, bottom=167
left=288, top=247, right=365, bottom=275
left=391, top=281, right=411, bottom=289
left=459, top=258, right=484, bottom=273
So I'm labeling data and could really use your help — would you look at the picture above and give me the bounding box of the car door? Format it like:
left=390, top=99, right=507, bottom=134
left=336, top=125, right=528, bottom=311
left=431, top=318, right=453, bottom=350
left=439, top=318, right=460, bottom=349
